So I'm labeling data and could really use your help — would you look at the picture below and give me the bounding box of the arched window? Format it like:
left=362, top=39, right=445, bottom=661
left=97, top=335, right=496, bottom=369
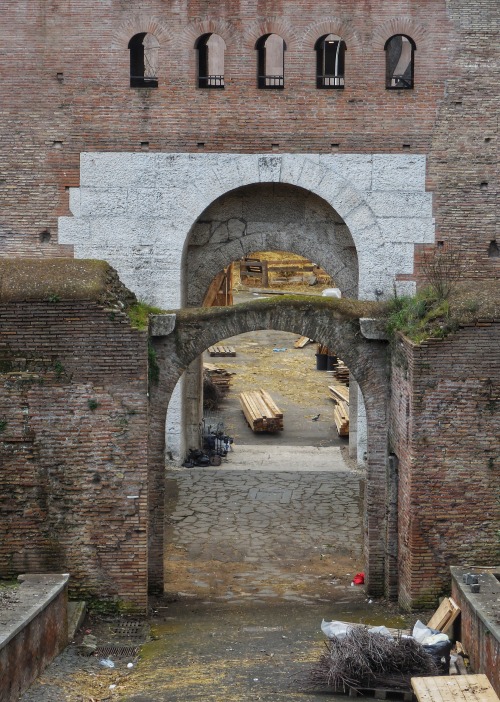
left=196, top=33, right=226, bottom=88
left=385, top=35, right=415, bottom=89
left=256, top=34, right=286, bottom=89
left=128, top=32, right=159, bottom=88
left=315, top=34, right=346, bottom=88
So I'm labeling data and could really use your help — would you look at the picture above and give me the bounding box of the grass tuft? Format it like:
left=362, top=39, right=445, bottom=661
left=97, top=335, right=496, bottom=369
left=128, top=301, right=165, bottom=331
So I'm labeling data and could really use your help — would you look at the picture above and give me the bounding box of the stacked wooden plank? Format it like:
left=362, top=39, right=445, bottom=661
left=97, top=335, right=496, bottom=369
left=203, top=363, right=234, bottom=397
left=208, top=345, right=236, bottom=357
left=329, top=384, right=350, bottom=436
left=239, top=389, right=284, bottom=433
left=333, top=360, right=349, bottom=385
left=294, top=336, right=312, bottom=348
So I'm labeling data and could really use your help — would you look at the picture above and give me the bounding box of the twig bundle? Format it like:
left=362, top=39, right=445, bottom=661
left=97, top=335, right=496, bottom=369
left=308, top=627, right=438, bottom=692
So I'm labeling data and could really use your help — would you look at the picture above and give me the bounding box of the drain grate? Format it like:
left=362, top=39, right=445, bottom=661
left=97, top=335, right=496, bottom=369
left=95, top=644, right=139, bottom=658
left=112, top=620, right=148, bottom=639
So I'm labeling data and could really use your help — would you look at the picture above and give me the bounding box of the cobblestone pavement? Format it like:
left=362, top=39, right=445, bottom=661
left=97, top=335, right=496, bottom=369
left=165, top=459, right=364, bottom=603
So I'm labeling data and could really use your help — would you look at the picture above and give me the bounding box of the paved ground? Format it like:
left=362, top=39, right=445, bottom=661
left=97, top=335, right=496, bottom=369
left=165, top=462, right=363, bottom=602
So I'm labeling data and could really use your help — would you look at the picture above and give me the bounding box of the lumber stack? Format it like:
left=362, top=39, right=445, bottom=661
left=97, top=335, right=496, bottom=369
left=329, top=384, right=349, bottom=436
left=333, top=360, right=349, bottom=385
left=239, top=389, right=284, bottom=433
left=208, top=345, right=236, bottom=357
left=203, top=363, right=234, bottom=397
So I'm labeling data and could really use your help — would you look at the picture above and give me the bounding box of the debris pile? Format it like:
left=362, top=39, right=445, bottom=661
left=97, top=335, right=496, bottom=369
left=308, top=625, right=439, bottom=692
left=203, top=364, right=234, bottom=410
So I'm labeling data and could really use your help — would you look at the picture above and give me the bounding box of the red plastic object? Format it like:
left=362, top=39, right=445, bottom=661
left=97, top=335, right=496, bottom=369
left=352, top=572, right=365, bottom=585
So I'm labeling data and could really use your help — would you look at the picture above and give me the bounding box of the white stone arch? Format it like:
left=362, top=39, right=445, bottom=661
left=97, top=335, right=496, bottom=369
left=183, top=182, right=359, bottom=306
left=59, top=152, right=434, bottom=309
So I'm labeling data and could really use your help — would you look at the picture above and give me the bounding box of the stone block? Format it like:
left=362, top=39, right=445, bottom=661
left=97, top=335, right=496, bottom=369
left=372, top=155, right=427, bottom=191
left=366, top=191, right=433, bottom=218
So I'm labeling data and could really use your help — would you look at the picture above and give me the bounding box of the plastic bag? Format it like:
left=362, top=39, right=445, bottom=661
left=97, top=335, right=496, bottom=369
left=412, top=620, right=449, bottom=646
left=321, top=620, right=352, bottom=639
left=352, top=572, right=365, bottom=585
left=412, top=620, right=451, bottom=674
left=99, top=658, right=115, bottom=668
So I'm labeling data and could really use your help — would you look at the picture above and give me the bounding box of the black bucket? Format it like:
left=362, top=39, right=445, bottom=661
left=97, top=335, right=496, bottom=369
left=315, top=353, right=328, bottom=371
left=327, top=355, right=338, bottom=371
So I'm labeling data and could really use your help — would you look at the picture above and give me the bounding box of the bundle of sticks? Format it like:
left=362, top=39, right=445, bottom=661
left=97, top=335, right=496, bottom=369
left=308, top=626, right=438, bottom=692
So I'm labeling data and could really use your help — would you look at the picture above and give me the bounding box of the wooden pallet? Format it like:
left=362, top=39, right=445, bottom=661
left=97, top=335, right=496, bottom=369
left=333, top=685, right=414, bottom=700
left=208, top=345, right=236, bottom=357
left=412, top=674, right=499, bottom=701
left=239, top=389, right=284, bottom=433
left=427, top=597, right=460, bottom=635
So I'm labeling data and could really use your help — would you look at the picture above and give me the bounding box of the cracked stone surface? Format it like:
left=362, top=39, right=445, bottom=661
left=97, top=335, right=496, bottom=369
left=165, top=461, right=364, bottom=604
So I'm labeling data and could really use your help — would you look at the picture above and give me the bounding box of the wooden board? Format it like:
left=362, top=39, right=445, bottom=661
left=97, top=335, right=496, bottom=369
left=329, top=384, right=350, bottom=404
left=412, top=674, right=499, bottom=702
left=294, top=336, right=312, bottom=348
left=208, top=345, right=236, bottom=357
left=427, top=597, right=460, bottom=634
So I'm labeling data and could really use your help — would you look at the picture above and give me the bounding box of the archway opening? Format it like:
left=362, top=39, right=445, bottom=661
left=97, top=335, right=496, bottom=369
left=168, top=182, right=360, bottom=462
left=154, top=182, right=389, bottom=607
left=164, top=323, right=366, bottom=605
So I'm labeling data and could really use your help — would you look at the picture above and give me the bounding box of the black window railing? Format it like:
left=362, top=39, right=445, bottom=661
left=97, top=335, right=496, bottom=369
left=199, top=75, right=225, bottom=89
left=317, top=74, right=345, bottom=89
left=130, top=75, right=158, bottom=88
left=387, top=74, right=413, bottom=89
left=258, top=74, right=284, bottom=89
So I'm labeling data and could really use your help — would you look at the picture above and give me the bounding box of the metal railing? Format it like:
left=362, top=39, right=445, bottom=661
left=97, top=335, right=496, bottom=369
left=387, top=74, right=413, bottom=89
left=199, top=75, right=225, bottom=88
left=317, top=74, right=345, bottom=88
left=130, top=75, right=158, bottom=88
left=258, top=74, right=284, bottom=89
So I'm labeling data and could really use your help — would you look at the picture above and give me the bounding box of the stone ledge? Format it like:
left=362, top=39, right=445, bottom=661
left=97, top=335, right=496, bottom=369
left=150, top=313, right=176, bottom=336
left=450, top=566, right=500, bottom=644
left=0, top=573, right=69, bottom=649
left=360, top=318, right=388, bottom=340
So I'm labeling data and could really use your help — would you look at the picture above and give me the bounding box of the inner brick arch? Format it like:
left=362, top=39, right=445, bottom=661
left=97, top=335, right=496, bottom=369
left=147, top=298, right=390, bottom=600
left=184, top=182, right=359, bottom=306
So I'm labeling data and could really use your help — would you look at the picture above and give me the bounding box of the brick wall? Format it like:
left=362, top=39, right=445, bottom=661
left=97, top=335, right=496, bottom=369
left=0, top=1, right=498, bottom=285
left=390, top=324, right=500, bottom=609
left=0, top=301, right=149, bottom=611
left=451, top=569, right=500, bottom=696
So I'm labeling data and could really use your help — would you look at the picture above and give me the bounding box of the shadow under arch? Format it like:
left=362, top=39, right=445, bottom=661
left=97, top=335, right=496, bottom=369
left=182, top=182, right=359, bottom=307
left=147, top=297, right=390, bottom=600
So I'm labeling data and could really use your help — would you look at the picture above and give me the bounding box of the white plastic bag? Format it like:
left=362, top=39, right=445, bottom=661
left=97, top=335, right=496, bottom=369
left=321, top=620, right=352, bottom=639
left=412, top=620, right=449, bottom=646
left=99, top=658, right=115, bottom=668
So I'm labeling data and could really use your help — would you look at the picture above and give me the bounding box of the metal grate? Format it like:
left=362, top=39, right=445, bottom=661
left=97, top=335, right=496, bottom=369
left=112, top=620, right=146, bottom=638
left=95, top=645, right=139, bottom=658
